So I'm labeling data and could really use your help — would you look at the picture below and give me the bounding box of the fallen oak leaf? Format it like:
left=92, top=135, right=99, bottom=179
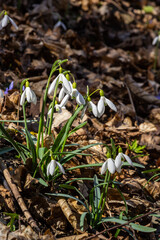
left=125, top=74, right=160, bottom=106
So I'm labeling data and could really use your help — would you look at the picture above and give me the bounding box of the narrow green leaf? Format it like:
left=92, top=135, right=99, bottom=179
left=0, top=147, right=14, bottom=155
left=52, top=105, right=83, bottom=152
left=129, top=223, right=157, bottom=232
left=37, top=178, right=48, bottom=187
left=80, top=212, right=88, bottom=231
left=0, top=123, right=26, bottom=163
left=25, top=130, right=37, bottom=170
left=46, top=193, right=90, bottom=212
left=123, top=162, right=145, bottom=168
left=38, top=147, right=48, bottom=160
left=68, top=121, right=87, bottom=136
left=99, top=217, right=128, bottom=225
left=93, top=175, right=101, bottom=212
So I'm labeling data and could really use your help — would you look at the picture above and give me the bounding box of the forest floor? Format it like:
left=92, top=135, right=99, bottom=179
left=0, top=0, right=160, bottom=239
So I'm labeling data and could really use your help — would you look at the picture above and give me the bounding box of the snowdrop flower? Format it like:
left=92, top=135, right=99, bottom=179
left=48, top=104, right=63, bottom=115
left=87, top=97, right=98, bottom=117
left=69, top=82, right=85, bottom=105
left=152, top=34, right=160, bottom=46
left=115, top=151, right=133, bottom=173
left=48, top=94, right=70, bottom=116
left=97, top=90, right=117, bottom=118
left=54, top=20, right=67, bottom=31
left=101, top=158, right=116, bottom=175
left=20, top=81, right=37, bottom=105
left=48, top=73, right=72, bottom=96
left=76, top=92, right=85, bottom=105
left=47, top=160, right=65, bottom=176
left=0, top=89, right=4, bottom=98
left=0, top=11, right=18, bottom=30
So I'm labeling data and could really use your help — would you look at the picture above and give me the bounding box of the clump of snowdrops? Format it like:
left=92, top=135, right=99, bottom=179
left=19, top=59, right=117, bottom=179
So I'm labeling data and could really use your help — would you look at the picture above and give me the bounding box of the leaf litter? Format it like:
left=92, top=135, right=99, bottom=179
left=0, top=0, right=160, bottom=239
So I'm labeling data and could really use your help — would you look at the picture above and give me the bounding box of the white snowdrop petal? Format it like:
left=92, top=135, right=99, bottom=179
left=48, top=76, right=59, bottom=95
left=8, top=17, right=18, bottom=29
left=49, top=160, right=56, bottom=176
left=60, top=94, right=70, bottom=107
left=97, top=97, right=105, bottom=117
left=122, top=154, right=134, bottom=166
left=152, top=37, right=158, bottom=45
left=25, top=87, right=32, bottom=102
left=48, top=108, right=52, bottom=116
left=104, top=98, right=117, bottom=112
left=46, top=163, right=50, bottom=176
left=58, top=87, right=65, bottom=102
left=76, top=92, right=85, bottom=105
left=30, top=89, right=37, bottom=105
left=107, top=158, right=116, bottom=174
left=0, top=89, right=3, bottom=98
left=71, top=88, right=79, bottom=98
left=2, top=15, right=8, bottom=28
left=61, top=74, right=72, bottom=93
left=56, top=162, right=65, bottom=174
left=115, top=153, right=122, bottom=169
left=81, top=105, right=87, bottom=120
left=88, top=101, right=98, bottom=117
left=55, top=104, right=62, bottom=113
left=20, top=89, right=26, bottom=105
left=116, top=165, right=122, bottom=173
left=101, top=161, right=108, bottom=175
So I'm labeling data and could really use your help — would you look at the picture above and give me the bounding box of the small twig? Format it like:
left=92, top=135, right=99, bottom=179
left=0, top=161, right=40, bottom=234
left=86, top=207, right=160, bottom=239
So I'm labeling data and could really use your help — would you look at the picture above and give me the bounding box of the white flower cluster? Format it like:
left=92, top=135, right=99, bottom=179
left=48, top=72, right=117, bottom=118
left=101, top=152, right=133, bottom=175
left=0, top=11, right=18, bottom=30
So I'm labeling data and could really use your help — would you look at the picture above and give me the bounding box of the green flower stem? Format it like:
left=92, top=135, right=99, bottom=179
left=47, top=78, right=59, bottom=135
left=94, top=170, right=109, bottom=224
left=36, top=66, right=58, bottom=156
left=101, top=172, right=111, bottom=214
left=89, top=89, right=101, bottom=97
left=22, top=103, right=29, bottom=149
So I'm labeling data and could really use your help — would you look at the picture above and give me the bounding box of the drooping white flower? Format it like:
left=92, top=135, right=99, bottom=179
left=87, top=99, right=98, bottom=117
left=20, top=82, right=37, bottom=105
left=0, top=12, right=18, bottom=30
left=76, top=92, right=85, bottom=105
left=0, top=89, right=4, bottom=98
left=152, top=35, right=160, bottom=46
left=69, top=82, right=85, bottom=105
left=97, top=91, right=117, bottom=118
left=101, top=158, right=116, bottom=175
left=115, top=152, right=133, bottom=172
left=48, top=73, right=71, bottom=95
left=58, top=87, right=65, bottom=102
left=47, top=160, right=65, bottom=176
left=48, top=94, right=69, bottom=116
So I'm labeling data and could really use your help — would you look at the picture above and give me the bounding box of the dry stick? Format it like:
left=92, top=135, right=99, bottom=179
left=0, top=161, right=40, bottom=234
left=86, top=207, right=160, bottom=240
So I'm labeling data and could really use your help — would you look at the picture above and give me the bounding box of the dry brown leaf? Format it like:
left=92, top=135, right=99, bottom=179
left=52, top=109, right=72, bottom=128
left=58, top=198, right=78, bottom=230
left=125, top=75, right=160, bottom=106
left=57, top=232, right=88, bottom=240
left=0, top=185, right=15, bottom=212
left=139, top=122, right=157, bottom=132
left=68, top=198, right=87, bottom=215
